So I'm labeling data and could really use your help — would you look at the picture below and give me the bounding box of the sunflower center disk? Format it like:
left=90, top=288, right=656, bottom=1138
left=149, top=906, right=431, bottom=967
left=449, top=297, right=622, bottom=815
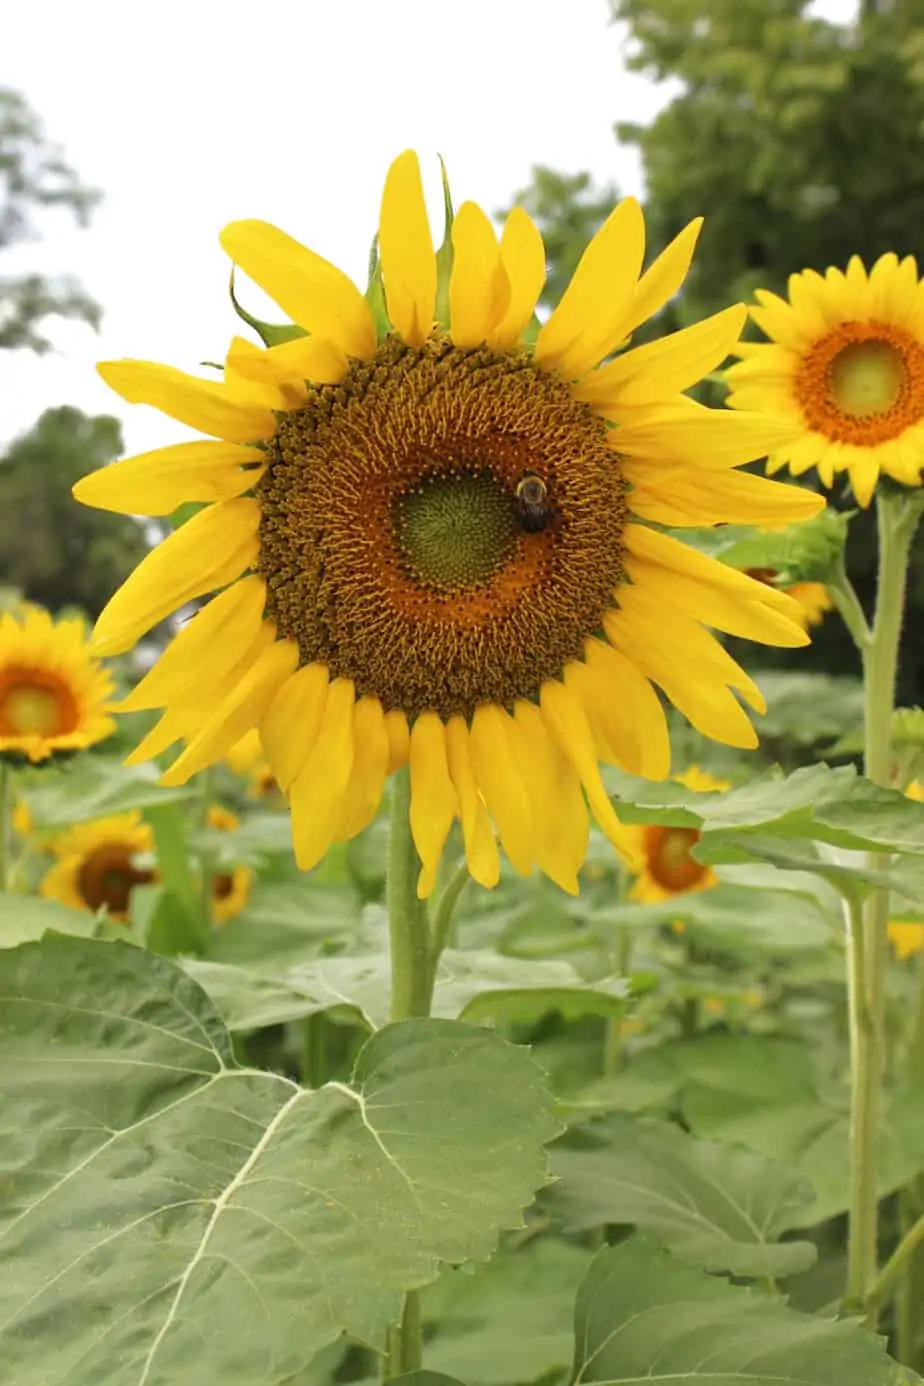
left=644, top=825, right=706, bottom=893
left=396, top=472, right=517, bottom=591
left=0, top=677, right=70, bottom=737
left=78, top=844, right=155, bottom=916
left=829, top=340, right=906, bottom=418
left=259, top=339, right=628, bottom=719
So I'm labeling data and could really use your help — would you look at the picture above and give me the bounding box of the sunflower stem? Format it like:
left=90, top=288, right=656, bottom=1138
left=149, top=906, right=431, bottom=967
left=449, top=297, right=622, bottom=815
left=0, top=761, right=10, bottom=892
left=827, top=558, right=872, bottom=652
left=384, top=767, right=432, bottom=1379
left=430, top=858, right=469, bottom=976
left=845, top=489, right=923, bottom=1319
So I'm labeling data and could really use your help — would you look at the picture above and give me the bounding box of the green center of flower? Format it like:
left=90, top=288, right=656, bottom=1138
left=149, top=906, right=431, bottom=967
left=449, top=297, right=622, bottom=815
left=829, top=340, right=906, bottom=417
left=2, top=683, right=63, bottom=736
left=395, top=470, right=518, bottom=590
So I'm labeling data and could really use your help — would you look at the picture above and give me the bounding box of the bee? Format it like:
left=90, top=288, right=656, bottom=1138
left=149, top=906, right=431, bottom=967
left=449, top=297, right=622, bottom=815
left=515, top=474, right=552, bottom=534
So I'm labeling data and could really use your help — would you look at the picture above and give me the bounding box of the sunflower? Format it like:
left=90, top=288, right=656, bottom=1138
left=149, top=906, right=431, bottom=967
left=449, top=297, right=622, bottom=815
left=0, top=608, right=115, bottom=763
left=224, top=728, right=279, bottom=799
left=40, top=811, right=155, bottom=922
left=623, top=766, right=730, bottom=902
left=887, top=921, right=924, bottom=962
left=76, top=151, right=823, bottom=898
left=742, top=570, right=832, bottom=629
left=726, top=255, right=924, bottom=507
left=204, top=802, right=254, bottom=922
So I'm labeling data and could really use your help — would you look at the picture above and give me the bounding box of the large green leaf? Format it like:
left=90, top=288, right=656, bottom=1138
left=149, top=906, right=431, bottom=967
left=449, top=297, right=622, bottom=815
left=184, top=948, right=630, bottom=1033
left=550, top=1114, right=816, bottom=1279
left=20, top=754, right=194, bottom=826
left=421, top=1238, right=588, bottom=1384
left=591, top=883, right=833, bottom=952
left=0, top=894, right=98, bottom=946
left=206, top=880, right=361, bottom=969
left=0, top=936, right=558, bottom=1385
left=572, top=1239, right=905, bottom=1386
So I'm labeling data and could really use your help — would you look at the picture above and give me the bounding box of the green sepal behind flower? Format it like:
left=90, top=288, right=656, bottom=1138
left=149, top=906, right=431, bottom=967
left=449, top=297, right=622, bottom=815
left=228, top=269, right=306, bottom=347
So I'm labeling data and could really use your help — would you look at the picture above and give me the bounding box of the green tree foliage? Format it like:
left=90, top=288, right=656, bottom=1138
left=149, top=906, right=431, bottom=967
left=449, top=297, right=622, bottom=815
left=0, top=86, right=101, bottom=352
left=0, top=408, right=149, bottom=617
left=498, top=167, right=619, bottom=310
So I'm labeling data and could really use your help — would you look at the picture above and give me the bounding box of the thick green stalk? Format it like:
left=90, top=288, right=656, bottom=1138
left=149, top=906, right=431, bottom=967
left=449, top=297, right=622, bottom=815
left=865, top=1205, right=924, bottom=1322
left=0, top=761, right=10, bottom=892
left=846, top=490, right=923, bottom=1315
left=383, top=767, right=433, bottom=1380
left=386, top=767, right=433, bottom=1022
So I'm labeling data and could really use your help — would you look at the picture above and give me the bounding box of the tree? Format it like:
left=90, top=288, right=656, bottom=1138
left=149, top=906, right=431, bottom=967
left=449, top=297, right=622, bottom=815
left=0, top=408, right=149, bottom=617
left=0, top=87, right=101, bottom=352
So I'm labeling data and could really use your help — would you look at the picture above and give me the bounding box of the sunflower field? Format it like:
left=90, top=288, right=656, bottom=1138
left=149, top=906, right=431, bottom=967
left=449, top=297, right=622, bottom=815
left=5, top=74, right=924, bottom=1386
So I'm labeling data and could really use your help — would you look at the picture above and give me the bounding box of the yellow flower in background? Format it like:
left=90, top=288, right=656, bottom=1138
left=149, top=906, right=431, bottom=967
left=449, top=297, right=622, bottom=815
left=77, top=151, right=822, bottom=898
left=224, top=728, right=279, bottom=799
left=742, top=569, right=833, bottom=630
left=624, top=766, right=730, bottom=902
left=204, top=802, right=253, bottom=923
left=41, top=812, right=155, bottom=922
left=0, top=608, right=115, bottom=763
left=11, top=799, right=33, bottom=837
left=726, top=255, right=924, bottom=507
left=887, top=921, right=924, bottom=962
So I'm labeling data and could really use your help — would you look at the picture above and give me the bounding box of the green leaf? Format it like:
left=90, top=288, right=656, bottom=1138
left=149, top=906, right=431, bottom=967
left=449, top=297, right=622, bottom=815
left=184, top=948, right=630, bottom=1033
left=21, top=755, right=194, bottom=827
left=0, top=936, right=558, bottom=1385
left=550, top=1114, right=816, bottom=1279
left=687, top=507, right=851, bottom=584
left=592, top=883, right=834, bottom=952
left=421, top=1238, right=588, bottom=1385
left=146, top=802, right=208, bottom=951
left=206, top=880, right=361, bottom=969
left=0, top=894, right=98, bottom=946
left=572, top=1239, right=903, bottom=1386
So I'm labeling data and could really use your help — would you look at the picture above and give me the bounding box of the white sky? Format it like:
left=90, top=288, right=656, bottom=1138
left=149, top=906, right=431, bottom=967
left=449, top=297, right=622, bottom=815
left=3, top=0, right=854, bottom=459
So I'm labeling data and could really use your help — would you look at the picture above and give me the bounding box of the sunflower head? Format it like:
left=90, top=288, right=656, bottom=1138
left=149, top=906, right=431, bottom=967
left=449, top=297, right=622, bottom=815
left=78, top=151, right=823, bottom=899
left=625, top=766, right=730, bottom=903
left=726, top=255, right=924, bottom=507
left=41, top=811, right=155, bottom=922
left=0, top=608, right=115, bottom=764
left=211, top=865, right=254, bottom=924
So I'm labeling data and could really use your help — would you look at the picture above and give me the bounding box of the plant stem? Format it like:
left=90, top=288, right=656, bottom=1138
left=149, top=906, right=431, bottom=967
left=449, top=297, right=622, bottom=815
left=845, top=490, right=923, bottom=1316
left=386, top=767, right=433, bottom=1022
left=429, top=858, right=469, bottom=966
left=0, top=761, right=10, bottom=892
left=383, top=767, right=433, bottom=1380
left=828, top=558, right=872, bottom=653
left=865, top=1207, right=924, bottom=1321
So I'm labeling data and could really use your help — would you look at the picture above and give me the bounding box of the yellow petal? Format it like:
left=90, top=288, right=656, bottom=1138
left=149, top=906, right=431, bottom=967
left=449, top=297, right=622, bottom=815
left=535, top=198, right=645, bottom=378
left=539, top=679, right=632, bottom=855
left=488, top=208, right=547, bottom=350
left=623, top=218, right=703, bottom=336
left=379, top=150, right=436, bottom=348
left=625, top=459, right=823, bottom=527
left=97, top=361, right=276, bottom=442
left=335, top=696, right=390, bottom=840
left=221, top=339, right=291, bottom=409
left=160, top=636, right=299, bottom=785
left=584, top=638, right=670, bottom=780
left=445, top=716, right=500, bottom=889
left=513, top=699, right=588, bottom=894
left=91, top=499, right=261, bottom=656
left=73, top=441, right=266, bottom=516
left=468, top=704, right=534, bottom=876
left=219, top=220, right=376, bottom=360
left=610, top=400, right=798, bottom=468
left=260, top=662, right=330, bottom=790
left=385, top=709, right=410, bottom=773
left=409, top=712, right=457, bottom=899
left=449, top=201, right=511, bottom=348
left=226, top=333, right=348, bottom=389
left=574, top=304, right=746, bottom=407
left=289, top=679, right=356, bottom=872
left=626, top=559, right=808, bottom=649
left=119, top=575, right=267, bottom=711
left=123, top=707, right=192, bottom=766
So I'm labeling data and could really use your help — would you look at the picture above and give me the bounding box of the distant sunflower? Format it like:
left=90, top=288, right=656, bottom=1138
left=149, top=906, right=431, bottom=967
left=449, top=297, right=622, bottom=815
left=0, top=608, right=115, bottom=763
left=624, top=766, right=730, bottom=902
left=224, top=728, right=279, bottom=799
left=204, top=802, right=254, bottom=922
left=887, top=921, right=924, bottom=962
left=77, top=151, right=822, bottom=897
left=743, top=569, right=832, bottom=630
left=41, top=811, right=155, bottom=922
left=726, top=255, right=924, bottom=507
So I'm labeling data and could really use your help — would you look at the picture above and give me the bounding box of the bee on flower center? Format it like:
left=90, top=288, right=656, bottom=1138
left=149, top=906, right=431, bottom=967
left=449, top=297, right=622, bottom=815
left=515, top=474, right=552, bottom=534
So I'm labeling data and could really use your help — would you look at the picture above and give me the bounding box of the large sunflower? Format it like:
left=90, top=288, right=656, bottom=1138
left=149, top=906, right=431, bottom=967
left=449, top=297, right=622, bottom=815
left=726, top=255, right=924, bottom=507
left=76, top=151, right=823, bottom=897
left=41, top=811, right=155, bottom=922
left=623, top=766, right=729, bottom=902
left=0, top=608, right=115, bottom=763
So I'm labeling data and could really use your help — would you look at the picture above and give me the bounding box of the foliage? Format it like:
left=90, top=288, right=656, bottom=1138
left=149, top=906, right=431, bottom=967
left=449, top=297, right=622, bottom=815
left=0, top=407, right=150, bottom=616
left=0, top=86, right=100, bottom=352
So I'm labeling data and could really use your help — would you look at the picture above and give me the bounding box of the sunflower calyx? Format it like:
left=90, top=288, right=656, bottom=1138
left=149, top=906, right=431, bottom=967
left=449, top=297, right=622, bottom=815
left=717, top=508, right=851, bottom=585
left=228, top=268, right=306, bottom=348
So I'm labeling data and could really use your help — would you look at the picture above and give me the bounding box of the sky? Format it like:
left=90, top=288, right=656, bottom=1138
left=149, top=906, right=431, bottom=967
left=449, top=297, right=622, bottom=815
left=2, top=0, right=664, bottom=456
left=4, top=0, right=855, bottom=459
